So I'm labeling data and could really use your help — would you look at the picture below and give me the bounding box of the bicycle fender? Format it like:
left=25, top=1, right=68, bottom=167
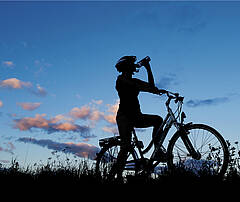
left=183, top=122, right=193, bottom=129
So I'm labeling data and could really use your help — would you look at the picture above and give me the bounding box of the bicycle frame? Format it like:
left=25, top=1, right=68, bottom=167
left=129, top=91, right=200, bottom=166
left=152, top=92, right=184, bottom=153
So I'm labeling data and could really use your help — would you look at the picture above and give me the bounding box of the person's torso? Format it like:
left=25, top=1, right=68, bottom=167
left=116, top=75, right=141, bottom=117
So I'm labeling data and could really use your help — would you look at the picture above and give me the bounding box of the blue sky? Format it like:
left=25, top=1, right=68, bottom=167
left=0, top=1, right=240, bottom=166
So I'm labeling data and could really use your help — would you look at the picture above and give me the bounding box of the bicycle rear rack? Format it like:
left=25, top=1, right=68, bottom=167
left=99, top=136, right=121, bottom=147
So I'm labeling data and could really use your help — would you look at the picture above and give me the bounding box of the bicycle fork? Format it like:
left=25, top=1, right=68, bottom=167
left=179, top=125, right=201, bottom=160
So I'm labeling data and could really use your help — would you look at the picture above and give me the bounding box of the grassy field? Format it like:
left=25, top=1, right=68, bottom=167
left=1, top=141, right=240, bottom=188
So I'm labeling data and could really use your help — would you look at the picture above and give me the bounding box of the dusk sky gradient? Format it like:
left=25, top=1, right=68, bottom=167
left=0, top=1, right=240, bottom=166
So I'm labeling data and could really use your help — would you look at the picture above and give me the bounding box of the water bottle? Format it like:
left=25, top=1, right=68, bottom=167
left=136, top=56, right=151, bottom=68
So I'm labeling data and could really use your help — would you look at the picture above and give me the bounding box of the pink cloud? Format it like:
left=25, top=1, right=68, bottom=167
left=52, top=122, right=78, bottom=131
left=13, top=114, right=91, bottom=137
left=89, top=109, right=104, bottom=121
left=69, top=106, right=91, bottom=119
left=0, top=78, right=32, bottom=89
left=13, top=100, right=120, bottom=137
left=103, top=114, right=117, bottom=124
left=0, top=100, right=3, bottom=107
left=0, top=78, right=47, bottom=97
left=50, top=114, right=73, bottom=123
left=69, top=100, right=119, bottom=129
left=14, top=114, right=49, bottom=131
left=102, top=126, right=118, bottom=135
left=106, top=100, right=119, bottom=114
left=2, top=61, right=14, bottom=67
left=91, top=99, right=103, bottom=105
left=103, top=100, right=119, bottom=124
left=17, top=102, right=41, bottom=111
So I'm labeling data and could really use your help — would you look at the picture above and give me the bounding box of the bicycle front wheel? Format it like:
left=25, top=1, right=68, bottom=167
left=167, top=124, right=229, bottom=177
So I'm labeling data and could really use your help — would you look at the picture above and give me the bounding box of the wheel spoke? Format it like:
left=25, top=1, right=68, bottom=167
left=169, top=124, right=228, bottom=176
left=96, top=143, right=141, bottom=178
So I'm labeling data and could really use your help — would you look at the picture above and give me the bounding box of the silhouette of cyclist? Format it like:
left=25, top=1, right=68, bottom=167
left=109, top=56, right=167, bottom=180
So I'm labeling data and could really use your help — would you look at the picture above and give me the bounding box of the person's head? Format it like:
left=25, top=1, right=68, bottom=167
left=115, top=56, right=138, bottom=74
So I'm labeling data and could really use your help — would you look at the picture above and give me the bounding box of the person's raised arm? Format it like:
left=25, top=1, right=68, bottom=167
left=135, top=61, right=167, bottom=94
left=143, top=62, right=155, bottom=88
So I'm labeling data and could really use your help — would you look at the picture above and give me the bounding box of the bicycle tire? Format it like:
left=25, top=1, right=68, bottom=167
left=167, top=123, right=229, bottom=177
left=95, top=143, right=119, bottom=176
left=95, top=142, right=141, bottom=178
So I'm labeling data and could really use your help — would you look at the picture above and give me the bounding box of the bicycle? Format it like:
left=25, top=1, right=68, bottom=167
left=95, top=91, right=229, bottom=179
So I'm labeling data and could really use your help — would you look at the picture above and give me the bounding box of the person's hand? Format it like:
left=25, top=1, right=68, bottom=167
left=158, top=89, right=168, bottom=95
left=152, top=87, right=167, bottom=95
left=143, top=62, right=151, bottom=70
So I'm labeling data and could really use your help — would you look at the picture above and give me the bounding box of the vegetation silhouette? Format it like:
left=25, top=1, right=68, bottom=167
left=0, top=141, right=240, bottom=188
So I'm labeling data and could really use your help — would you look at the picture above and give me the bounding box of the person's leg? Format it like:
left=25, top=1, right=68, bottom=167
left=115, top=137, right=131, bottom=179
left=134, top=114, right=167, bottom=161
left=108, top=113, right=132, bottom=180
left=134, top=114, right=163, bottom=146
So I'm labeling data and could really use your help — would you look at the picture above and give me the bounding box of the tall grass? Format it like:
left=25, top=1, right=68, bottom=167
left=1, top=141, right=240, bottom=186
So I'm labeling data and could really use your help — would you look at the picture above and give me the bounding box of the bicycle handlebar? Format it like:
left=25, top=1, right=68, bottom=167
left=167, top=91, right=184, bottom=102
left=158, top=90, right=184, bottom=105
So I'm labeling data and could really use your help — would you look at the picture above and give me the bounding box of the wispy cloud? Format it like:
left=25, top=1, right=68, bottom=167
left=0, top=78, right=47, bottom=97
left=2, top=61, right=15, bottom=68
left=0, top=142, right=15, bottom=155
left=134, top=5, right=206, bottom=35
left=34, top=59, right=52, bottom=76
left=13, top=114, right=92, bottom=138
left=174, top=6, right=207, bottom=34
left=102, top=126, right=118, bottom=135
left=30, top=84, right=47, bottom=97
left=18, top=137, right=100, bottom=160
left=156, top=74, right=178, bottom=89
left=91, top=99, right=103, bottom=105
left=186, top=97, right=229, bottom=108
left=17, top=102, right=41, bottom=111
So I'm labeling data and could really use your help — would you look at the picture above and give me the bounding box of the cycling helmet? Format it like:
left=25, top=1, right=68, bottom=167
left=115, top=56, right=137, bottom=72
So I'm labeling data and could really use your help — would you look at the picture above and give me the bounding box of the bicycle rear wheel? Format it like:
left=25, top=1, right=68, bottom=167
left=167, top=124, right=229, bottom=177
left=95, top=140, right=139, bottom=179
left=95, top=143, right=120, bottom=176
